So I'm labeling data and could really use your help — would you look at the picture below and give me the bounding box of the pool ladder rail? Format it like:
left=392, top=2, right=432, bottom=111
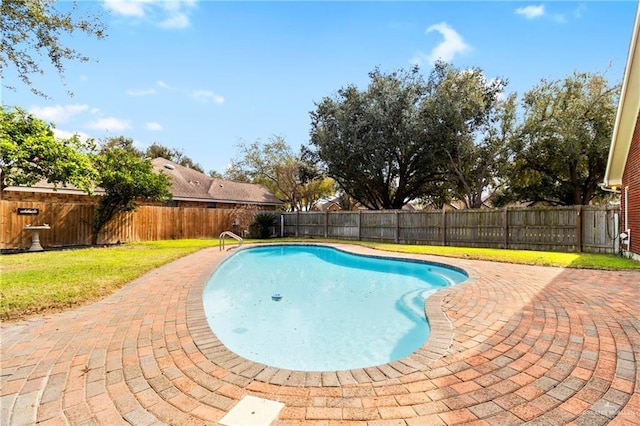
left=219, top=231, right=243, bottom=251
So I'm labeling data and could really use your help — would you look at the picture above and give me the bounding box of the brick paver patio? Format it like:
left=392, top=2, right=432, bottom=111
left=1, top=243, right=639, bottom=425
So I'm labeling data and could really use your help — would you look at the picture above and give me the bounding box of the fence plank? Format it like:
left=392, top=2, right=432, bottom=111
left=1, top=201, right=240, bottom=250
left=281, top=206, right=619, bottom=254
left=2, top=199, right=619, bottom=254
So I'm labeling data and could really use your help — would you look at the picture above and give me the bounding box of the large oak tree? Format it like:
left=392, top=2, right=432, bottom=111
left=310, top=64, right=511, bottom=210
left=310, top=66, right=443, bottom=210
left=422, top=63, right=513, bottom=209
left=499, top=71, right=619, bottom=206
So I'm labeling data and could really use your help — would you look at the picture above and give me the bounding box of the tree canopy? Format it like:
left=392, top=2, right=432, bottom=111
left=0, top=106, right=96, bottom=192
left=91, top=143, right=172, bottom=244
left=309, top=64, right=618, bottom=209
left=146, top=142, right=205, bottom=173
left=310, top=67, right=441, bottom=209
left=497, top=71, right=619, bottom=206
left=310, top=64, right=513, bottom=209
left=226, top=136, right=334, bottom=211
left=100, top=136, right=142, bottom=156
left=97, top=138, right=205, bottom=173
left=421, top=63, right=513, bottom=209
left=1, top=0, right=106, bottom=97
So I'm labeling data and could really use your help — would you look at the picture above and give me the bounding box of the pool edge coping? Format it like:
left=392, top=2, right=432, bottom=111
left=186, top=242, right=481, bottom=387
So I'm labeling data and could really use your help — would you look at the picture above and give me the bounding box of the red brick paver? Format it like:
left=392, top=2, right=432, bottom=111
left=1, top=243, right=639, bottom=425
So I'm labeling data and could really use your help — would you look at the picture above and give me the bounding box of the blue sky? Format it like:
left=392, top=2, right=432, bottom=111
left=2, top=1, right=638, bottom=175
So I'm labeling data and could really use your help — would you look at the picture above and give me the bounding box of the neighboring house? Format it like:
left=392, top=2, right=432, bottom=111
left=314, top=199, right=343, bottom=212
left=603, top=3, right=640, bottom=259
left=313, top=198, right=418, bottom=211
left=1, top=182, right=100, bottom=203
left=421, top=196, right=494, bottom=211
left=151, top=158, right=283, bottom=210
left=314, top=197, right=367, bottom=212
left=314, top=197, right=491, bottom=212
left=1, top=158, right=284, bottom=210
left=1, top=159, right=283, bottom=249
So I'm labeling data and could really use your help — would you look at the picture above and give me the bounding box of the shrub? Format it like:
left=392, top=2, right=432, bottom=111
left=249, top=213, right=278, bottom=239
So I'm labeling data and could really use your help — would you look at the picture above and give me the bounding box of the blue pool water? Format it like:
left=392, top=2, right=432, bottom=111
left=202, top=245, right=467, bottom=371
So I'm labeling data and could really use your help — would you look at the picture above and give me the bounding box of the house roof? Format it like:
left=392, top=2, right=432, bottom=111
left=2, top=158, right=283, bottom=207
left=1, top=183, right=104, bottom=196
left=603, top=2, right=640, bottom=189
left=151, top=158, right=283, bottom=206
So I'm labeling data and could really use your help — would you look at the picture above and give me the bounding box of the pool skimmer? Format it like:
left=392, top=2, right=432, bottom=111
left=219, top=395, right=284, bottom=426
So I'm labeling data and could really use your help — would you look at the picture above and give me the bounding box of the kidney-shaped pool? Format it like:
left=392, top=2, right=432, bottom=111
left=202, top=244, right=468, bottom=371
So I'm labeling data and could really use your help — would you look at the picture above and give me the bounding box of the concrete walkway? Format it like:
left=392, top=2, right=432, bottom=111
left=1, top=244, right=639, bottom=425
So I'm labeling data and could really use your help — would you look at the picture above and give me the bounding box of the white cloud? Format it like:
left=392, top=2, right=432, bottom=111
left=515, top=5, right=545, bottom=19
left=29, top=104, right=89, bottom=123
left=191, top=90, right=225, bottom=104
left=162, top=1, right=196, bottom=29
left=154, top=80, right=224, bottom=104
left=146, top=122, right=163, bottom=131
left=159, top=13, right=189, bottom=29
left=103, top=0, right=148, bottom=17
left=86, top=117, right=132, bottom=132
left=415, top=22, right=470, bottom=65
left=103, top=0, right=196, bottom=29
left=53, top=128, right=93, bottom=143
left=126, top=88, right=157, bottom=96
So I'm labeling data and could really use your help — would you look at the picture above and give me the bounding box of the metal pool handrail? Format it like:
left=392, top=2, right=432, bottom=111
left=219, top=231, right=243, bottom=251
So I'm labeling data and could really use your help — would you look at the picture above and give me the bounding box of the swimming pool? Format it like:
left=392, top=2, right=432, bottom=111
left=202, top=244, right=468, bottom=371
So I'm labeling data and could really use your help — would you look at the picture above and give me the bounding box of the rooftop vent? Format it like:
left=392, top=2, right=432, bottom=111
left=164, top=164, right=175, bottom=170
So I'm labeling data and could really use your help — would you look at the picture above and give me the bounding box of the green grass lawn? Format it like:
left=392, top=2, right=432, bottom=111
left=1, top=238, right=638, bottom=321
left=358, top=242, right=640, bottom=269
left=0, top=239, right=221, bottom=321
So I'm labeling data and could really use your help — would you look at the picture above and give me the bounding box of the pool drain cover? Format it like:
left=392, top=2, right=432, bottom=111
left=219, top=395, right=284, bottom=426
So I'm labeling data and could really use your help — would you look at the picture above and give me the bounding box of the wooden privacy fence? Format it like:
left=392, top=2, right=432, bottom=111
left=1, top=200, right=620, bottom=254
left=282, top=206, right=621, bottom=254
left=1, top=200, right=240, bottom=250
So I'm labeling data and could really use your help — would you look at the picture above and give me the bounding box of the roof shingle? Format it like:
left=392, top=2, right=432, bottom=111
left=151, top=158, right=282, bottom=206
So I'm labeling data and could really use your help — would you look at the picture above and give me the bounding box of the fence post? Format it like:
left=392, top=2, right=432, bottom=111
left=504, top=207, right=509, bottom=249
left=295, top=211, right=299, bottom=237
left=324, top=211, right=328, bottom=238
left=441, top=209, right=447, bottom=246
left=576, top=205, right=583, bottom=253
left=280, top=213, right=284, bottom=237
left=358, top=210, right=362, bottom=241
left=395, top=210, right=399, bottom=243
